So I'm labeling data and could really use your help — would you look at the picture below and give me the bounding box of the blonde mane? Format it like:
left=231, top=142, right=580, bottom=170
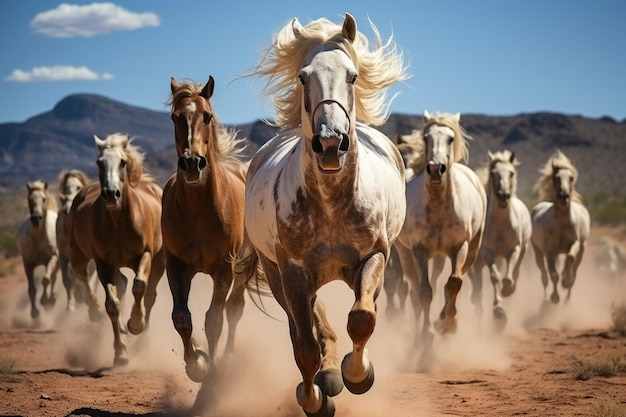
left=535, top=149, right=582, bottom=203
left=26, top=180, right=58, bottom=212
left=167, top=80, right=245, bottom=162
left=396, top=130, right=426, bottom=175
left=100, top=133, right=152, bottom=187
left=250, top=14, right=408, bottom=129
left=420, top=111, right=471, bottom=165
left=57, top=169, right=89, bottom=195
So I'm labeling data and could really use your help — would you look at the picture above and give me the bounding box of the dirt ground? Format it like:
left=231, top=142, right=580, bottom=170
left=1, top=243, right=625, bottom=417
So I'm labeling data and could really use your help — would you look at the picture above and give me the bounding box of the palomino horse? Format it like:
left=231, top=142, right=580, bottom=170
left=163, top=76, right=248, bottom=382
left=468, top=150, right=532, bottom=323
left=16, top=180, right=60, bottom=319
left=234, top=13, right=407, bottom=417
left=531, top=150, right=590, bottom=303
left=68, top=133, right=165, bottom=366
left=56, top=169, right=94, bottom=311
left=395, top=111, right=486, bottom=345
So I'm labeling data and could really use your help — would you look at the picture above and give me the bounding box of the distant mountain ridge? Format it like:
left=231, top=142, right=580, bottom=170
left=0, top=94, right=624, bottom=199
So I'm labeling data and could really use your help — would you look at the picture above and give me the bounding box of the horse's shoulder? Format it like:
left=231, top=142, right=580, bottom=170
left=248, top=129, right=300, bottom=180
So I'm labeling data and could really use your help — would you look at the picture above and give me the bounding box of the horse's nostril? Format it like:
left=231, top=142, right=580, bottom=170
left=197, top=156, right=207, bottom=170
left=178, top=157, right=187, bottom=172
left=439, top=165, right=447, bottom=175
left=115, top=190, right=121, bottom=199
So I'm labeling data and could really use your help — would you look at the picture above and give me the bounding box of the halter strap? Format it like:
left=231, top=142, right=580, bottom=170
left=310, top=99, right=351, bottom=136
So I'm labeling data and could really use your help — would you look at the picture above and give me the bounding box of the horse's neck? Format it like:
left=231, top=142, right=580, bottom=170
left=423, top=171, right=453, bottom=207
left=487, top=190, right=511, bottom=219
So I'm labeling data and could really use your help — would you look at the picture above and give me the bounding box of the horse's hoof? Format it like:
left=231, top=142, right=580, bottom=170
left=304, top=393, right=335, bottom=417
left=127, top=318, right=145, bottom=335
left=31, top=307, right=40, bottom=320
left=562, top=275, right=574, bottom=289
left=434, top=317, right=457, bottom=335
left=48, top=293, right=57, bottom=307
left=493, top=306, right=507, bottom=321
left=501, top=279, right=515, bottom=297
left=341, top=354, right=375, bottom=395
left=186, top=350, right=210, bottom=382
left=314, top=368, right=344, bottom=397
left=114, top=354, right=129, bottom=367
left=550, top=292, right=560, bottom=304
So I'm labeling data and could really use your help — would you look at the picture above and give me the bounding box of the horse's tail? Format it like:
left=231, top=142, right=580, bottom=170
left=232, top=229, right=272, bottom=313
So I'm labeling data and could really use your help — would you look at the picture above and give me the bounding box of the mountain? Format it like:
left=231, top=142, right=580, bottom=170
left=0, top=94, right=624, bottom=200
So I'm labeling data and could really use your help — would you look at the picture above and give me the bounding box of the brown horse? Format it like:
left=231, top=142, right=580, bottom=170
left=56, top=169, right=94, bottom=311
left=16, top=180, right=60, bottom=319
left=163, top=76, right=248, bottom=382
left=68, top=133, right=165, bottom=366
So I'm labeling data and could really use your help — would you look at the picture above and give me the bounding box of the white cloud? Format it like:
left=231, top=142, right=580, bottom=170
left=30, top=2, right=160, bottom=38
left=5, top=66, right=115, bottom=82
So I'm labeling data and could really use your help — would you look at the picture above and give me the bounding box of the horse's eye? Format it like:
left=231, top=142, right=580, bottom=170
left=448, top=137, right=454, bottom=145
left=120, top=160, right=127, bottom=168
left=348, top=73, right=357, bottom=84
left=204, top=112, right=213, bottom=124
left=298, top=74, right=305, bottom=85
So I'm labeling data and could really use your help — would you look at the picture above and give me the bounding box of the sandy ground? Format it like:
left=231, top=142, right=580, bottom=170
left=0, top=246, right=625, bottom=417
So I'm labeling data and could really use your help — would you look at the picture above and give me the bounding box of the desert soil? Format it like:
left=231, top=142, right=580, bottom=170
left=0, top=245, right=625, bottom=417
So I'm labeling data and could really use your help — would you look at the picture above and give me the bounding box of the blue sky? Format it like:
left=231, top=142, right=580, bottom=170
left=0, top=1, right=624, bottom=126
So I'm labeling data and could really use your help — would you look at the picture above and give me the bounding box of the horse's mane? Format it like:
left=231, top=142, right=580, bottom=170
left=100, top=133, right=152, bottom=187
left=396, top=130, right=426, bottom=175
left=57, top=169, right=89, bottom=195
left=420, top=111, right=471, bottom=165
left=535, top=149, right=582, bottom=203
left=250, top=14, right=408, bottom=129
left=167, top=81, right=246, bottom=162
left=27, top=180, right=58, bottom=211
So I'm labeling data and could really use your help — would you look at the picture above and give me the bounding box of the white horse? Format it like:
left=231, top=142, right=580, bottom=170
left=234, top=13, right=407, bottom=417
left=395, top=111, right=486, bottom=344
left=531, top=150, right=590, bottom=303
left=468, top=150, right=532, bottom=323
left=16, top=180, right=60, bottom=319
left=56, top=169, right=96, bottom=311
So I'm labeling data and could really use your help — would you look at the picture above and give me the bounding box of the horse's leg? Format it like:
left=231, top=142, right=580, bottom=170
left=544, top=250, right=560, bottom=303
left=41, top=252, right=59, bottom=308
left=342, top=252, right=384, bottom=395
left=414, top=246, right=434, bottom=343
left=562, top=240, right=581, bottom=289
left=383, top=246, right=402, bottom=319
left=396, top=244, right=426, bottom=342
left=430, top=254, right=446, bottom=298
left=564, top=243, right=585, bottom=302
left=435, top=241, right=468, bottom=334
left=468, top=253, right=485, bottom=318
left=482, top=248, right=505, bottom=321
left=143, top=251, right=165, bottom=329
left=279, top=262, right=330, bottom=416
left=204, top=262, right=232, bottom=369
left=127, top=251, right=152, bottom=335
left=531, top=241, right=550, bottom=301
left=224, top=268, right=245, bottom=355
left=510, top=245, right=526, bottom=295
left=167, top=255, right=207, bottom=382
left=96, top=261, right=129, bottom=366
left=23, top=261, right=39, bottom=319
left=502, top=244, right=523, bottom=297
left=70, top=255, right=102, bottom=321
left=313, top=297, right=343, bottom=397
left=60, top=257, right=76, bottom=311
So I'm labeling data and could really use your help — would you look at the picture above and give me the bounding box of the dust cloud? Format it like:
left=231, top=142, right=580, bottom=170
left=5, top=239, right=625, bottom=416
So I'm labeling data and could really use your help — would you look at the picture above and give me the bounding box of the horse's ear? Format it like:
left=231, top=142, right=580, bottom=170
left=342, top=13, right=357, bottom=43
left=395, top=133, right=404, bottom=145
left=43, top=181, right=48, bottom=190
left=120, top=135, right=130, bottom=149
left=292, top=17, right=304, bottom=38
left=170, top=77, right=180, bottom=94
left=26, top=181, right=34, bottom=192
left=487, top=150, right=494, bottom=160
left=452, top=112, right=461, bottom=123
left=423, top=110, right=431, bottom=123
left=200, top=76, right=215, bottom=100
left=94, top=135, right=106, bottom=150
left=509, top=151, right=516, bottom=164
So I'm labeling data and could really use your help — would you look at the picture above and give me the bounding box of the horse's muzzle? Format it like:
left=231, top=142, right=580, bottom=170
left=101, top=188, right=121, bottom=207
left=178, top=150, right=207, bottom=183
left=497, top=190, right=511, bottom=208
left=29, top=215, right=43, bottom=227
left=312, top=134, right=349, bottom=172
left=426, top=162, right=446, bottom=183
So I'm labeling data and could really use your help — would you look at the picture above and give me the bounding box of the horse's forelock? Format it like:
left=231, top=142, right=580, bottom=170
left=422, top=114, right=470, bottom=164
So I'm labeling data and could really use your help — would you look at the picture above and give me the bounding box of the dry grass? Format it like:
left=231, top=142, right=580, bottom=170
left=612, top=304, right=626, bottom=336
left=0, top=356, right=19, bottom=382
left=573, top=349, right=626, bottom=380
left=592, top=395, right=626, bottom=417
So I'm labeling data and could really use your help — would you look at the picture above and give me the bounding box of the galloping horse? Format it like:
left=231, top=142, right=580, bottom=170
left=234, top=13, right=407, bottom=417
left=468, top=150, right=531, bottom=323
left=163, top=76, right=248, bottom=382
left=531, top=150, right=590, bottom=303
left=395, top=111, right=486, bottom=344
left=68, top=133, right=165, bottom=366
left=56, top=169, right=93, bottom=311
left=16, top=181, right=60, bottom=319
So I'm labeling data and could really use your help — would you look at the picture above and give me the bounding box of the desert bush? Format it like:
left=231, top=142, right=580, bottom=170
left=573, top=349, right=626, bottom=380
left=0, top=356, right=19, bottom=382
left=612, top=304, right=626, bottom=337
left=592, top=395, right=626, bottom=417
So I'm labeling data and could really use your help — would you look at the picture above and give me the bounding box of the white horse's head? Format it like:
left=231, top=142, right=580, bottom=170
left=422, top=110, right=469, bottom=184
left=26, top=180, right=52, bottom=228
left=293, top=14, right=358, bottom=172
left=487, top=150, right=519, bottom=208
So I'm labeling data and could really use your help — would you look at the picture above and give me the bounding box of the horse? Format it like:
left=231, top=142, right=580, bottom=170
left=531, top=150, right=590, bottom=304
left=394, top=111, right=486, bottom=345
left=233, top=13, right=408, bottom=417
left=56, top=169, right=95, bottom=311
left=468, top=150, right=532, bottom=323
left=15, top=180, right=60, bottom=319
left=162, top=76, right=248, bottom=383
left=67, top=133, right=165, bottom=366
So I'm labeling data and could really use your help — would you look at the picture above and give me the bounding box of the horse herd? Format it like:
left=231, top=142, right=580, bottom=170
left=13, top=13, right=602, bottom=417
